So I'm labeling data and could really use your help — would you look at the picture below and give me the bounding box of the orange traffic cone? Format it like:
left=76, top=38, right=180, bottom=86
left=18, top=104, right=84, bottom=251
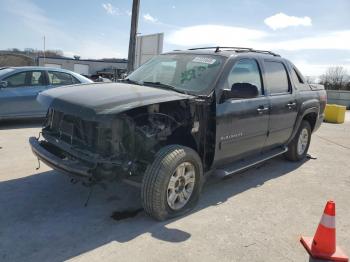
left=300, top=200, right=348, bottom=261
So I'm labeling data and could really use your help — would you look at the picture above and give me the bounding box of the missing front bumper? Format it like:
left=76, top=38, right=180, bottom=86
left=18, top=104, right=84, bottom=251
left=29, top=137, right=94, bottom=178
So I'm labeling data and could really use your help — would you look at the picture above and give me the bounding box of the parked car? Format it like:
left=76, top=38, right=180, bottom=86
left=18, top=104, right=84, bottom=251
left=29, top=47, right=326, bottom=220
left=0, top=67, right=92, bottom=120
left=94, top=76, right=112, bottom=83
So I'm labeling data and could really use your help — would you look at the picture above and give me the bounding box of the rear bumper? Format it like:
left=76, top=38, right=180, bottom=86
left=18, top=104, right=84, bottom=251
left=29, top=137, right=93, bottom=178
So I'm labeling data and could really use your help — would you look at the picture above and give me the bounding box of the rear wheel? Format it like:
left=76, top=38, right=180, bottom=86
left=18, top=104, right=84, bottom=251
left=285, top=120, right=311, bottom=161
left=141, top=145, right=203, bottom=221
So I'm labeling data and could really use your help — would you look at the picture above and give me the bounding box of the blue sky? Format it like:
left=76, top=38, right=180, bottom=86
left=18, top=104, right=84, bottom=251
left=0, top=0, right=350, bottom=76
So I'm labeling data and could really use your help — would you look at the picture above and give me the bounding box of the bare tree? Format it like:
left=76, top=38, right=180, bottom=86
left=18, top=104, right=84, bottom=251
left=320, top=66, right=349, bottom=90
left=304, top=76, right=316, bottom=84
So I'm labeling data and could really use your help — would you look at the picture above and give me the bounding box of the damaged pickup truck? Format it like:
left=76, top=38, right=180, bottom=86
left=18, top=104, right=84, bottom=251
left=30, top=47, right=326, bottom=220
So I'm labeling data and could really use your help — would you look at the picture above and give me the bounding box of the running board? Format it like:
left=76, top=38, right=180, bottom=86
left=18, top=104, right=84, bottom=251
left=214, top=147, right=288, bottom=178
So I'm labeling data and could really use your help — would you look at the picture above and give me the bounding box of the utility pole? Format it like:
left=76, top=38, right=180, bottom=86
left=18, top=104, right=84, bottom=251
left=127, top=0, right=140, bottom=73
left=43, top=35, right=46, bottom=64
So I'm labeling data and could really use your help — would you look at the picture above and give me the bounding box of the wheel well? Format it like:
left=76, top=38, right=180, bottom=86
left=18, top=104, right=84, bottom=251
left=303, top=112, right=317, bottom=131
left=165, top=126, right=198, bottom=153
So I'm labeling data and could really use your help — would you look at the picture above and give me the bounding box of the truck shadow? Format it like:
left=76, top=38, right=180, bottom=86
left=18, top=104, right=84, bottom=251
left=0, top=156, right=309, bottom=262
left=0, top=118, right=44, bottom=130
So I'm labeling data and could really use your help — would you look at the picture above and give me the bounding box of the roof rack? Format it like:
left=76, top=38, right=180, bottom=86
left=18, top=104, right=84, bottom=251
left=188, top=46, right=252, bottom=52
left=185, top=46, right=280, bottom=57
left=249, top=49, right=280, bottom=57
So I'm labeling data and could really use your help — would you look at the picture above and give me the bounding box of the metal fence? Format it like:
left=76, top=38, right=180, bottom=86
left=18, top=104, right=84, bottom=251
left=326, top=90, right=350, bottom=109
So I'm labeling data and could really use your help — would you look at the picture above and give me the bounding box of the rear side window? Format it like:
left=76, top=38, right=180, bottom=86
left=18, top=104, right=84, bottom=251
left=227, top=59, right=262, bottom=95
left=48, top=71, right=74, bottom=85
left=291, top=68, right=304, bottom=84
left=4, top=72, right=27, bottom=87
left=264, top=61, right=289, bottom=94
left=28, top=71, right=45, bottom=86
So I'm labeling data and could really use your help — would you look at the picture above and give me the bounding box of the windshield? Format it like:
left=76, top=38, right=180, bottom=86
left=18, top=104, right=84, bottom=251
left=127, top=54, right=225, bottom=95
left=0, top=68, right=15, bottom=77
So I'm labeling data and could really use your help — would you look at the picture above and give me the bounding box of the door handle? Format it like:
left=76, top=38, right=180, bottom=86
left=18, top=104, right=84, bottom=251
left=286, top=102, right=296, bottom=108
left=257, top=106, right=269, bottom=114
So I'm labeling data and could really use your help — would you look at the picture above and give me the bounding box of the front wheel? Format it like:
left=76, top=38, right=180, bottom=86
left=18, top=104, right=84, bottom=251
left=285, top=120, right=311, bottom=161
left=141, top=145, right=203, bottom=221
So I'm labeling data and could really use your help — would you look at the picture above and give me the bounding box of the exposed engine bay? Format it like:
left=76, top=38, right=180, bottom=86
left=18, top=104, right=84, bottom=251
left=36, top=98, right=215, bottom=185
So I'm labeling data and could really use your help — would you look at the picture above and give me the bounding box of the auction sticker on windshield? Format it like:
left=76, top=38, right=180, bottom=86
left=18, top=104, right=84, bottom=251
left=192, top=57, right=217, bottom=64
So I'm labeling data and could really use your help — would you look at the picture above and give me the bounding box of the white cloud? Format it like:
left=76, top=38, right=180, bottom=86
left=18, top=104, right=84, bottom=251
left=126, top=10, right=132, bottom=16
left=167, top=25, right=350, bottom=75
left=167, top=25, right=350, bottom=52
left=167, top=25, right=267, bottom=47
left=166, top=19, right=350, bottom=76
left=264, top=13, right=312, bottom=30
left=143, top=13, right=158, bottom=23
left=270, top=30, right=350, bottom=51
left=292, top=60, right=350, bottom=76
left=102, top=3, right=119, bottom=15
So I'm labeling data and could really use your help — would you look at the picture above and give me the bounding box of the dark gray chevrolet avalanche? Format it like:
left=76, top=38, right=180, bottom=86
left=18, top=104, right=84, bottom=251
left=29, top=47, right=327, bottom=220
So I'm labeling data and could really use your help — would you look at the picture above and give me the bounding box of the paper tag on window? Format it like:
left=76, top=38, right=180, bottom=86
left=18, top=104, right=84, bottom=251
left=192, top=57, right=216, bottom=64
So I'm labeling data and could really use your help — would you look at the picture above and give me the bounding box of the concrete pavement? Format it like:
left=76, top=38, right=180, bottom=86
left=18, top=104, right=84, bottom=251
left=0, top=114, right=349, bottom=262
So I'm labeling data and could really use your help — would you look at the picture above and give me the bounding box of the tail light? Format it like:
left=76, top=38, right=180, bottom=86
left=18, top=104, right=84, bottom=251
left=320, top=93, right=327, bottom=102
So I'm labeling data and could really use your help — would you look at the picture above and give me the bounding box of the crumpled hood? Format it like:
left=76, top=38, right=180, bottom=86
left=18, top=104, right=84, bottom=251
left=38, top=82, right=193, bottom=119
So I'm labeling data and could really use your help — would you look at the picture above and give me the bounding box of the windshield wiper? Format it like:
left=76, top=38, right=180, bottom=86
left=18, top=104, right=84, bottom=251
left=142, top=81, right=188, bottom=95
left=119, top=78, right=141, bottom=85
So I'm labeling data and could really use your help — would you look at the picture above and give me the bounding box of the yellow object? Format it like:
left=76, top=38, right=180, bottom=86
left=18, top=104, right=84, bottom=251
left=324, top=104, right=346, bottom=124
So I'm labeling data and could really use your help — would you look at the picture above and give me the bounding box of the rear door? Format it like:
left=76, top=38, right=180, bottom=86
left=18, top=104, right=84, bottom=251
left=263, top=60, right=298, bottom=149
left=214, top=58, right=269, bottom=166
left=0, top=70, right=47, bottom=118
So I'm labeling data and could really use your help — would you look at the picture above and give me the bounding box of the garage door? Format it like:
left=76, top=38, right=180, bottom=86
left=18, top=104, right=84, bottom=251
left=74, top=64, right=89, bottom=75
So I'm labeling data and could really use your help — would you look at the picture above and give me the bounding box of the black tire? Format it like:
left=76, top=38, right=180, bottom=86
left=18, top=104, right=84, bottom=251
left=285, top=120, right=311, bottom=161
left=141, top=145, right=203, bottom=221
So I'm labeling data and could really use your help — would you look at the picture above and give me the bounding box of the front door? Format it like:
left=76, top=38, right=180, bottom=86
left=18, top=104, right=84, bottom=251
left=0, top=70, right=47, bottom=118
left=214, top=58, right=269, bottom=166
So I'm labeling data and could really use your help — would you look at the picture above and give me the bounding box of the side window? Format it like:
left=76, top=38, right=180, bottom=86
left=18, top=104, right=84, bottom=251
left=71, top=76, right=81, bottom=84
left=28, top=71, right=45, bottom=86
left=264, top=61, right=289, bottom=94
left=227, top=59, right=262, bottom=95
left=4, top=72, right=27, bottom=87
left=48, top=71, right=74, bottom=85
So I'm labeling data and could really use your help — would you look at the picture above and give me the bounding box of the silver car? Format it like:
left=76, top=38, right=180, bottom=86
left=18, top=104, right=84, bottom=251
left=0, top=67, right=92, bottom=120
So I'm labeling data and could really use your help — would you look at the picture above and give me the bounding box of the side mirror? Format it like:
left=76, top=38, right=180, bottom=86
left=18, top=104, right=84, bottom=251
left=222, top=83, right=259, bottom=100
left=0, top=81, right=8, bottom=88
